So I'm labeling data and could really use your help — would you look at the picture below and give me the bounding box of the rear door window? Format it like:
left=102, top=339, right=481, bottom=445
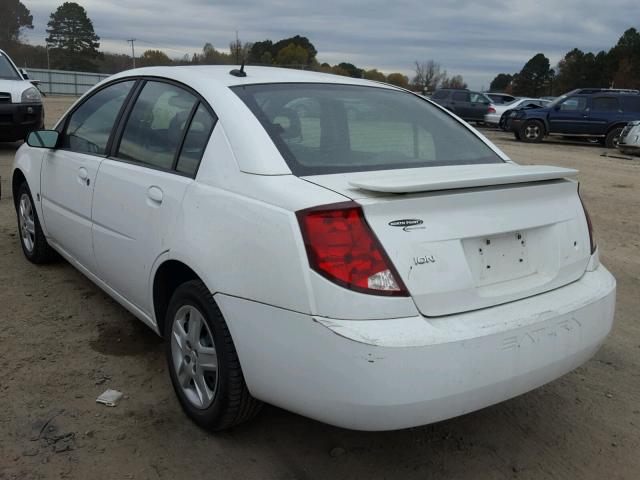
left=175, top=104, right=216, bottom=176
left=452, top=91, right=470, bottom=102
left=592, top=97, right=619, bottom=112
left=432, top=90, right=449, bottom=100
left=117, top=81, right=197, bottom=170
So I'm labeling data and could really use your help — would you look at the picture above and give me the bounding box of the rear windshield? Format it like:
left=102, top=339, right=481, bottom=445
left=232, top=83, right=503, bottom=176
left=0, top=53, right=21, bottom=80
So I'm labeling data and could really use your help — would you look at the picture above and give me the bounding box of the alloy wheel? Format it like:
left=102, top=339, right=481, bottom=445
left=525, top=124, right=540, bottom=140
left=18, top=193, right=36, bottom=253
left=612, top=134, right=621, bottom=148
left=170, top=305, right=219, bottom=409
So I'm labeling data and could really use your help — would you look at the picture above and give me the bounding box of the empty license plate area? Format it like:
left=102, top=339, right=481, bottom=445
left=463, top=231, right=534, bottom=286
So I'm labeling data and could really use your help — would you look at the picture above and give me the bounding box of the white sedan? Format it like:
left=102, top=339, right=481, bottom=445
left=485, top=97, right=551, bottom=126
left=12, top=66, right=616, bottom=431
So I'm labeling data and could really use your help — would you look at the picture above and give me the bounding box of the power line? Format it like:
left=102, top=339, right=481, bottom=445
left=127, top=38, right=136, bottom=68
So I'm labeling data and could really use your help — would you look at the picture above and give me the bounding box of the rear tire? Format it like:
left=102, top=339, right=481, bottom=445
left=514, top=130, right=521, bottom=140
left=15, top=182, right=56, bottom=264
left=605, top=127, right=623, bottom=149
left=519, top=120, right=544, bottom=143
left=164, top=280, right=262, bottom=431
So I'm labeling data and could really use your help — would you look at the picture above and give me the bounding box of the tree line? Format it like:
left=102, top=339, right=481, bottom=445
left=0, top=0, right=422, bottom=89
left=490, top=27, right=640, bottom=97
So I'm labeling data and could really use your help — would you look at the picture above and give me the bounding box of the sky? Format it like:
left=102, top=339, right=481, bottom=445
left=22, top=0, right=640, bottom=90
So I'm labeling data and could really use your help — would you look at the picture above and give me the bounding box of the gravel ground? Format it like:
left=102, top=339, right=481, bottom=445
left=0, top=97, right=638, bottom=480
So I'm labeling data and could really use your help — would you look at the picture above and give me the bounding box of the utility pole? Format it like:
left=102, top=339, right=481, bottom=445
left=45, top=44, right=50, bottom=70
left=127, top=38, right=137, bottom=68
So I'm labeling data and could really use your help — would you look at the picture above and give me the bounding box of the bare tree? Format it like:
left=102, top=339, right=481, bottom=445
left=412, top=60, right=445, bottom=92
left=441, top=74, right=467, bottom=89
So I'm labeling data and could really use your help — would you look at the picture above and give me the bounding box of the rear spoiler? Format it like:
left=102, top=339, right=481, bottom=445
left=348, top=164, right=578, bottom=194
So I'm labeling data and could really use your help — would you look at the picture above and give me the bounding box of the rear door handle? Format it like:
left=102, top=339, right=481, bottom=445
left=78, top=167, right=90, bottom=186
left=147, top=186, right=163, bottom=204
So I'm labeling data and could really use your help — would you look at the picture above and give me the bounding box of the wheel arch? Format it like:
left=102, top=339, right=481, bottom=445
left=152, top=259, right=205, bottom=337
left=606, top=122, right=627, bottom=134
left=12, top=168, right=28, bottom=207
left=528, top=117, right=548, bottom=135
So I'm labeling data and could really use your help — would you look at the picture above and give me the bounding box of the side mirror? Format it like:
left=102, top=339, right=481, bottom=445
left=20, top=68, right=29, bottom=80
left=553, top=104, right=561, bottom=111
left=26, top=130, right=59, bottom=149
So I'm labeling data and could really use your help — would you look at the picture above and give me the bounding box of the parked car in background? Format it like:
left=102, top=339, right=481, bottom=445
left=498, top=98, right=553, bottom=131
left=485, top=98, right=551, bottom=127
left=431, top=88, right=492, bottom=122
left=509, top=88, right=640, bottom=148
left=0, top=49, right=44, bottom=142
left=485, top=92, right=517, bottom=104
left=13, top=66, right=615, bottom=431
left=617, top=120, right=640, bottom=155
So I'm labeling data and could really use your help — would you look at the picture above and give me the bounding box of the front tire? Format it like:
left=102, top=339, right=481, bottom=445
left=605, top=127, right=623, bottom=149
left=15, top=182, right=56, bottom=264
left=519, top=120, right=544, bottom=143
left=164, top=280, right=262, bottom=430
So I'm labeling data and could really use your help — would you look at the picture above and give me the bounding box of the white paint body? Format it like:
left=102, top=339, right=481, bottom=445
left=12, top=66, right=616, bottom=430
left=0, top=49, right=34, bottom=102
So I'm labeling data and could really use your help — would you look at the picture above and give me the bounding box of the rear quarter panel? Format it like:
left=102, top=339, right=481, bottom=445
left=168, top=124, right=420, bottom=319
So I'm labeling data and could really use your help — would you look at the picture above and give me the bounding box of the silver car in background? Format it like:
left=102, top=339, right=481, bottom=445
left=485, top=98, right=551, bottom=127
left=618, top=121, right=640, bottom=155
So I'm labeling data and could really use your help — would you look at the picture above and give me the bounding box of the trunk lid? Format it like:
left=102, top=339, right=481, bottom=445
left=304, top=164, right=591, bottom=317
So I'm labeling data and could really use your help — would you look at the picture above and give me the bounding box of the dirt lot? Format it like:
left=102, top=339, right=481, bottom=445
left=1, top=97, right=639, bottom=480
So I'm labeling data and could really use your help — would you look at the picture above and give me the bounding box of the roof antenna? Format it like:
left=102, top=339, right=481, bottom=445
left=230, top=61, right=246, bottom=78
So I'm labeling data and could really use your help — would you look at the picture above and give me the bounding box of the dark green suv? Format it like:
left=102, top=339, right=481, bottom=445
left=430, top=88, right=492, bottom=122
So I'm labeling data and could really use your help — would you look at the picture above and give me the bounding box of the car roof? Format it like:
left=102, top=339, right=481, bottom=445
left=109, top=65, right=399, bottom=89
left=99, top=66, right=404, bottom=176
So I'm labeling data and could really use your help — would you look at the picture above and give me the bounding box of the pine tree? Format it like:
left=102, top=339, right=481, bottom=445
left=0, top=0, right=33, bottom=49
left=46, top=2, right=100, bottom=71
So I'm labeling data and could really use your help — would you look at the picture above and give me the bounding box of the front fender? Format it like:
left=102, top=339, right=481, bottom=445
left=12, top=145, right=47, bottom=230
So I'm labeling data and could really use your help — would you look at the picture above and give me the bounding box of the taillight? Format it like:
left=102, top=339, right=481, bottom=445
left=296, top=202, right=408, bottom=296
left=578, top=184, right=597, bottom=254
left=488, top=106, right=496, bottom=113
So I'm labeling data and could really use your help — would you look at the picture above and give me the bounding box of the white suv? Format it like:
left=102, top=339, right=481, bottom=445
left=12, top=66, right=616, bottom=431
left=0, top=49, right=43, bottom=142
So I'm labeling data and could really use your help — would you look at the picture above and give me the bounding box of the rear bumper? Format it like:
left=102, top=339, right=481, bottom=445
left=0, top=103, right=44, bottom=141
left=216, top=264, right=616, bottom=431
left=484, top=113, right=500, bottom=124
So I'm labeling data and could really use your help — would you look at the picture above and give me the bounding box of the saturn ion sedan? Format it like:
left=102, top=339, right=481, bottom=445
left=12, top=66, right=616, bottom=431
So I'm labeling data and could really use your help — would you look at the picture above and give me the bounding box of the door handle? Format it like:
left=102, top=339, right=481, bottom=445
left=147, top=186, right=163, bottom=204
left=78, top=167, right=90, bottom=186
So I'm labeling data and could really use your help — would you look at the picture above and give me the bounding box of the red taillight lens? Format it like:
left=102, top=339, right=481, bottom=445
left=297, top=202, right=408, bottom=296
left=578, top=185, right=597, bottom=254
left=488, top=106, right=496, bottom=113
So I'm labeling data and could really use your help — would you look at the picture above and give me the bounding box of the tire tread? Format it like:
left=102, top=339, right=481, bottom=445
left=16, top=182, right=57, bottom=264
left=166, top=280, right=262, bottom=431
